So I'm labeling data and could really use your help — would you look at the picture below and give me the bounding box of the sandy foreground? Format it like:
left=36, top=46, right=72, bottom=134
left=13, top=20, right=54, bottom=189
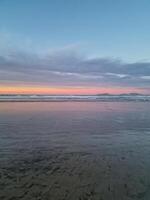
left=0, top=102, right=150, bottom=200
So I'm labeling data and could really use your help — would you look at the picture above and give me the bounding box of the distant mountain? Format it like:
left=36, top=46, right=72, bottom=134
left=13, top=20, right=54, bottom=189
left=118, top=93, right=141, bottom=96
left=97, top=93, right=145, bottom=96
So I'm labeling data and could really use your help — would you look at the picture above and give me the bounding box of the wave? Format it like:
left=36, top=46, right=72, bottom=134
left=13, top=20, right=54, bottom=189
left=0, top=95, right=150, bottom=102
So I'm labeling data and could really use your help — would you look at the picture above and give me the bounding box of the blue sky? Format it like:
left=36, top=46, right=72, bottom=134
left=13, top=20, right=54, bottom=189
left=0, top=0, right=150, bottom=94
left=0, top=0, right=150, bottom=61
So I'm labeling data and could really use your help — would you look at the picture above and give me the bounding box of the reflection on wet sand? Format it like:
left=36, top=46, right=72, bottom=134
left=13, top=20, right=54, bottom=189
left=0, top=102, right=150, bottom=200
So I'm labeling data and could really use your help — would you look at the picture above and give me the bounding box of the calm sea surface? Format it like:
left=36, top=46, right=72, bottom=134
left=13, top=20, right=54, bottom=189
left=0, top=102, right=150, bottom=200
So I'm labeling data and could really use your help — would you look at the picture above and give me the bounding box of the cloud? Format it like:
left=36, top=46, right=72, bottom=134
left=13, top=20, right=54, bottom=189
left=105, top=73, right=129, bottom=78
left=0, top=33, right=150, bottom=92
left=140, top=76, right=150, bottom=80
left=0, top=49, right=150, bottom=89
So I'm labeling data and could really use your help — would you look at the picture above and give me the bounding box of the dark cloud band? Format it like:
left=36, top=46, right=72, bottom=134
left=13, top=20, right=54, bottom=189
left=0, top=49, right=150, bottom=90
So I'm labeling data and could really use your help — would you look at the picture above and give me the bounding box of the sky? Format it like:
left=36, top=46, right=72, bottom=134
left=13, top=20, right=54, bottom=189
left=0, top=0, right=150, bottom=95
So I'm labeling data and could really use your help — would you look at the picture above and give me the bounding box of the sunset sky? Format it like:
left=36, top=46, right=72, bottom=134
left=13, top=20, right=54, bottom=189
left=0, top=0, right=150, bottom=95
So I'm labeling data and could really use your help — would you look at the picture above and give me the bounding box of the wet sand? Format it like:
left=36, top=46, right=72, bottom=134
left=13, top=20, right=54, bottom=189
left=0, top=102, right=150, bottom=200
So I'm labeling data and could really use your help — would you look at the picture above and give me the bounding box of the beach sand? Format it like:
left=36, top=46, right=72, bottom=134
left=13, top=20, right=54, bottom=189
left=0, top=102, right=150, bottom=200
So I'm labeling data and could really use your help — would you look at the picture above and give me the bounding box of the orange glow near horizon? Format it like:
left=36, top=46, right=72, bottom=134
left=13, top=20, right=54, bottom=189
left=0, top=85, right=148, bottom=95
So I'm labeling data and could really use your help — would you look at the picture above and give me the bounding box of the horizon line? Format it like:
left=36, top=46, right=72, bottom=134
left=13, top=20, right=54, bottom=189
left=0, top=93, right=149, bottom=96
